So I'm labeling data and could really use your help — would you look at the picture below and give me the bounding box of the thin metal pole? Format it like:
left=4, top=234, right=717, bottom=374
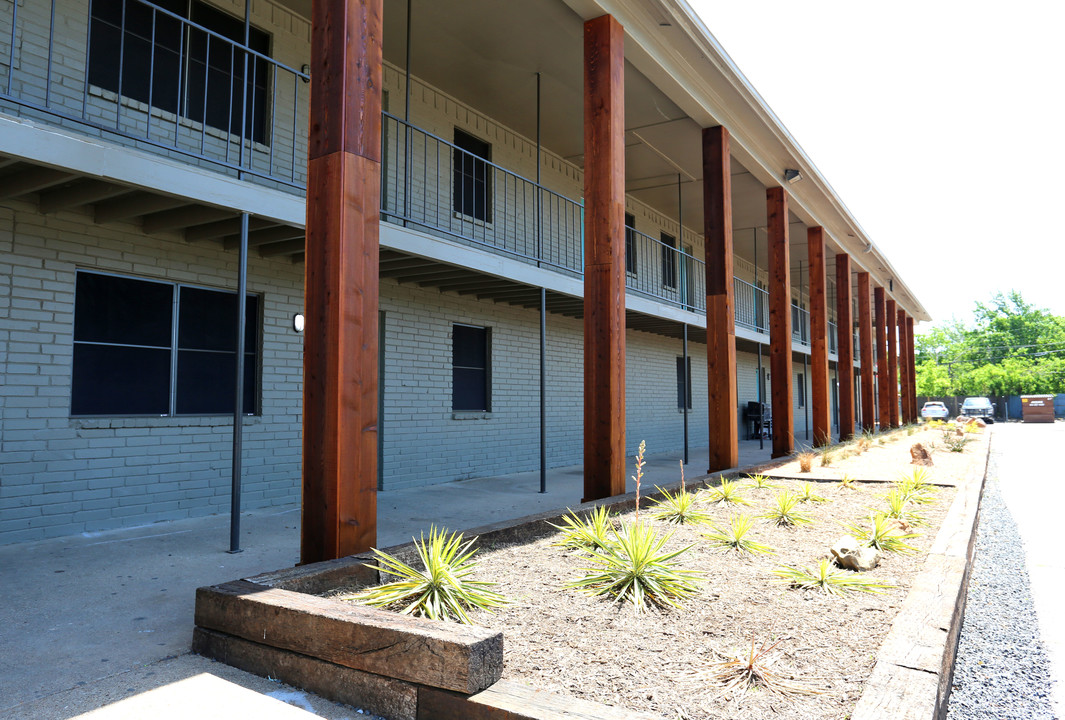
left=682, top=323, right=689, bottom=465
left=803, top=353, right=809, bottom=441
left=402, top=0, right=412, bottom=226
left=536, top=71, right=542, bottom=266
left=229, top=212, right=249, bottom=553
left=757, top=343, right=764, bottom=451
left=540, top=287, right=547, bottom=493
left=238, top=0, right=251, bottom=172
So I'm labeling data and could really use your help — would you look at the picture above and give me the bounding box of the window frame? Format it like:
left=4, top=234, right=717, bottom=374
left=451, top=322, right=491, bottom=413
left=452, top=129, right=493, bottom=224
left=70, top=269, right=261, bottom=418
left=660, top=231, right=677, bottom=289
left=624, top=212, right=637, bottom=276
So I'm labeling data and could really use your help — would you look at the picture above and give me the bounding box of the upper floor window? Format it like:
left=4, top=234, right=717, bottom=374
left=661, top=232, right=677, bottom=289
left=624, top=212, right=637, bottom=275
left=71, top=271, right=259, bottom=416
left=87, top=0, right=271, bottom=143
left=453, top=129, right=492, bottom=223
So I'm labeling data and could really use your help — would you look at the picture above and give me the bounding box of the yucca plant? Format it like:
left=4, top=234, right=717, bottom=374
left=649, top=485, right=714, bottom=526
left=772, top=559, right=894, bottom=596
left=837, top=474, right=857, bottom=490
left=549, top=505, right=616, bottom=553
left=696, top=637, right=821, bottom=697
left=744, top=473, right=779, bottom=490
left=842, top=514, right=920, bottom=555
left=758, top=491, right=813, bottom=527
left=796, top=481, right=829, bottom=504
left=703, top=477, right=752, bottom=506
left=701, top=514, right=774, bottom=555
left=882, top=488, right=926, bottom=526
left=895, top=468, right=936, bottom=505
left=346, top=526, right=509, bottom=624
left=567, top=521, right=702, bottom=612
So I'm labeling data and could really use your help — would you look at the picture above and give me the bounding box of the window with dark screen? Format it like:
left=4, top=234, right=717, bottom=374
left=453, top=129, right=492, bottom=222
left=452, top=324, right=490, bottom=412
left=661, top=232, right=677, bottom=289
left=72, top=271, right=259, bottom=416
left=625, top=212, right=637, bottom=275
left=87, top=0, right=271, bottom=143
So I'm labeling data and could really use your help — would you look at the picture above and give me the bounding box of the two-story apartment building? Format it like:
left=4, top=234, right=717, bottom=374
left=0, top=0, right=928, bottom=547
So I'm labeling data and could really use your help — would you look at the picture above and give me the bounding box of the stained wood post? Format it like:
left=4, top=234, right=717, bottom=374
left=807, top=227, right=830, bottom=446
left=906, top=315, right=917, bottom=421
left=874, top=286, right=890, bottom=431
left=886, top=297, right=899, bottom=427
left=301, top=0, right=382, bottom=563
left=898, top=308, right=910, bottom=424
left=857, top=272, right=875, bottom=433
left=703, top=126, right=738, bottom=472
left=836, top=254, right=855, bottom=440
left=582, top=15, right=626, bottom=501
left=767, top=187, right=793, bottom=458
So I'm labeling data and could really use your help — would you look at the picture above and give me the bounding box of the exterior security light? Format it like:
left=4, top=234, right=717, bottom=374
left=293, top=313, right=305, bottom=333
left=784, top=169, right=802, bottom=184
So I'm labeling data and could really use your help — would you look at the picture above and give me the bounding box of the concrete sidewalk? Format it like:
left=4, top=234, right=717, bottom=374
left=0, top=441, right=775, bottom=719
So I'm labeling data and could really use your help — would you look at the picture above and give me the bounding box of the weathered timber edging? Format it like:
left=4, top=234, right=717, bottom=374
left=850, top=430, right=992, bottom=720
left=193, top=432, right=990, bottom=720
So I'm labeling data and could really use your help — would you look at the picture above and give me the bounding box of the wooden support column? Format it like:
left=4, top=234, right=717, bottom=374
left=898, top=308, right=910, bottom=423
left=582, top=15, right=626, bottom=501
left=835, top=254, right=855, bottom=440
left=874, top=286, right=890, bottom=431
left=703, top=126, right=738, bottom=472
left=886, top=298, right=899, bottom=427
left=301, top=0, right=382, bottom=563
left=807, top=227, right=830, bottom=445
left=906, top=315, right=917, bottom=421
left=767, top=187, right=793, bottom=458
left=857, top=272, right=874, bottom=433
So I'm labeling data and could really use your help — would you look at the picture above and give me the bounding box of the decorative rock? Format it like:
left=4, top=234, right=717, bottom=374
left=910, top=443, right=934, bottom=466
left=830, top=535, right=880, bottom=571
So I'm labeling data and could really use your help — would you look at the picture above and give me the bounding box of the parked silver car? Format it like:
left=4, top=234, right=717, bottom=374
left=920, top=401, right=950, bottom=420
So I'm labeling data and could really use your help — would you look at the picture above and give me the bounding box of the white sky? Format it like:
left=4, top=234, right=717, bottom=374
left=687, top=0, right=1065, bottom=332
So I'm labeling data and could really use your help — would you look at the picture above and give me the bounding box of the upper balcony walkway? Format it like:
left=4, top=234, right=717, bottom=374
left=0, top=0, right=853, bottom=354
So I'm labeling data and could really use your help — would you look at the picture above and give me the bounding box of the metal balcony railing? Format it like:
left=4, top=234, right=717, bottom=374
left=1, top=0, right=309, bottom=188
left=381, top=113, right=706, bottom=313
left=734, top=278, right=768, bottom=333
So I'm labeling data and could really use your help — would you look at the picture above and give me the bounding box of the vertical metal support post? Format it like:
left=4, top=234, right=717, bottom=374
left=540, top=287, right=547, bottom=493
left=228, top=212, right=249, bottom=553
left=803, top=354, right=809, bottom=441
left=402, top=0, right=412, bottom=226
left=238, top=0, right=251, bottom=170
left=757, top=344, right=764, bottom=451
left=682, top=323, right=689, bottom=465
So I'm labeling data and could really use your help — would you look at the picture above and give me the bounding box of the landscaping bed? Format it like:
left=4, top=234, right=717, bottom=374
left=194, top=423, right=990, bottom=720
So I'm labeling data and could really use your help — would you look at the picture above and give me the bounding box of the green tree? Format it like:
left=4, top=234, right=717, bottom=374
left=915, top=292, right=1065, bottom=395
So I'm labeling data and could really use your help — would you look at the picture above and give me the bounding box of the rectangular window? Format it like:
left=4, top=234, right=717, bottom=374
left=661, top=232, right=677, bottom=289
left=624, top=212, right=637, bottom=275
left=453, top=129, right=492, bottom=222
left=453, top=324, right=490, bottom=411
left=72, top=271, right=259, bottom=416
left=797, top=372, right=806, bottom=408
left=676, top=356, right=692, bottom=410
left=87, top=0, right=271, bottom=143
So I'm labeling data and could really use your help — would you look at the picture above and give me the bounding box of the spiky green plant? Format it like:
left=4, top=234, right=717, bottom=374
left=703, top=477, right=752, bottom=506
left=895, top=468, right=936, bottom=505
left=695, top=637, right=821, bottom=697
left=772, top=559, right=894, bottom=596
left=796, top=482, right=829, bottom=504
left=882, top=488, right=926, bottom=526
left=701, top=514, right=774, bottom=555
left=566, top=521, right=702, bottom=612
left=837, top=474, right=857, bottom=490
left=842, top=514, right=920, bottom=555
left=649, top=486, right=714, bottom=526
left=744, top=473, right=779, bottom=490
left=548, top=505, right=616, bottom=553
left=346, top=526, right=509, bottom=624
left=758, top=491, right=813, bottom=527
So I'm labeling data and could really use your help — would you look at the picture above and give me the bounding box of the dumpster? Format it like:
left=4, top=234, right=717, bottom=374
left=1021, top=395, right=1055, bottom=423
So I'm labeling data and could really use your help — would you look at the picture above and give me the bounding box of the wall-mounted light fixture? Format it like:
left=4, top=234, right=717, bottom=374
left=784, top=169, right=802, bottom=184
left=300, top=64, right=311, bottom=83
left=293, top=313, right=305, bottom=333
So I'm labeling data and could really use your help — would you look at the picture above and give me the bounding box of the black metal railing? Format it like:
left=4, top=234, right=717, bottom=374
left=1, top=0, right=309, bottom=188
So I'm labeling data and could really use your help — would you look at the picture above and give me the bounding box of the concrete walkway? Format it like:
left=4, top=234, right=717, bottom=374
left=0, top=441, right=775, bottom=719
